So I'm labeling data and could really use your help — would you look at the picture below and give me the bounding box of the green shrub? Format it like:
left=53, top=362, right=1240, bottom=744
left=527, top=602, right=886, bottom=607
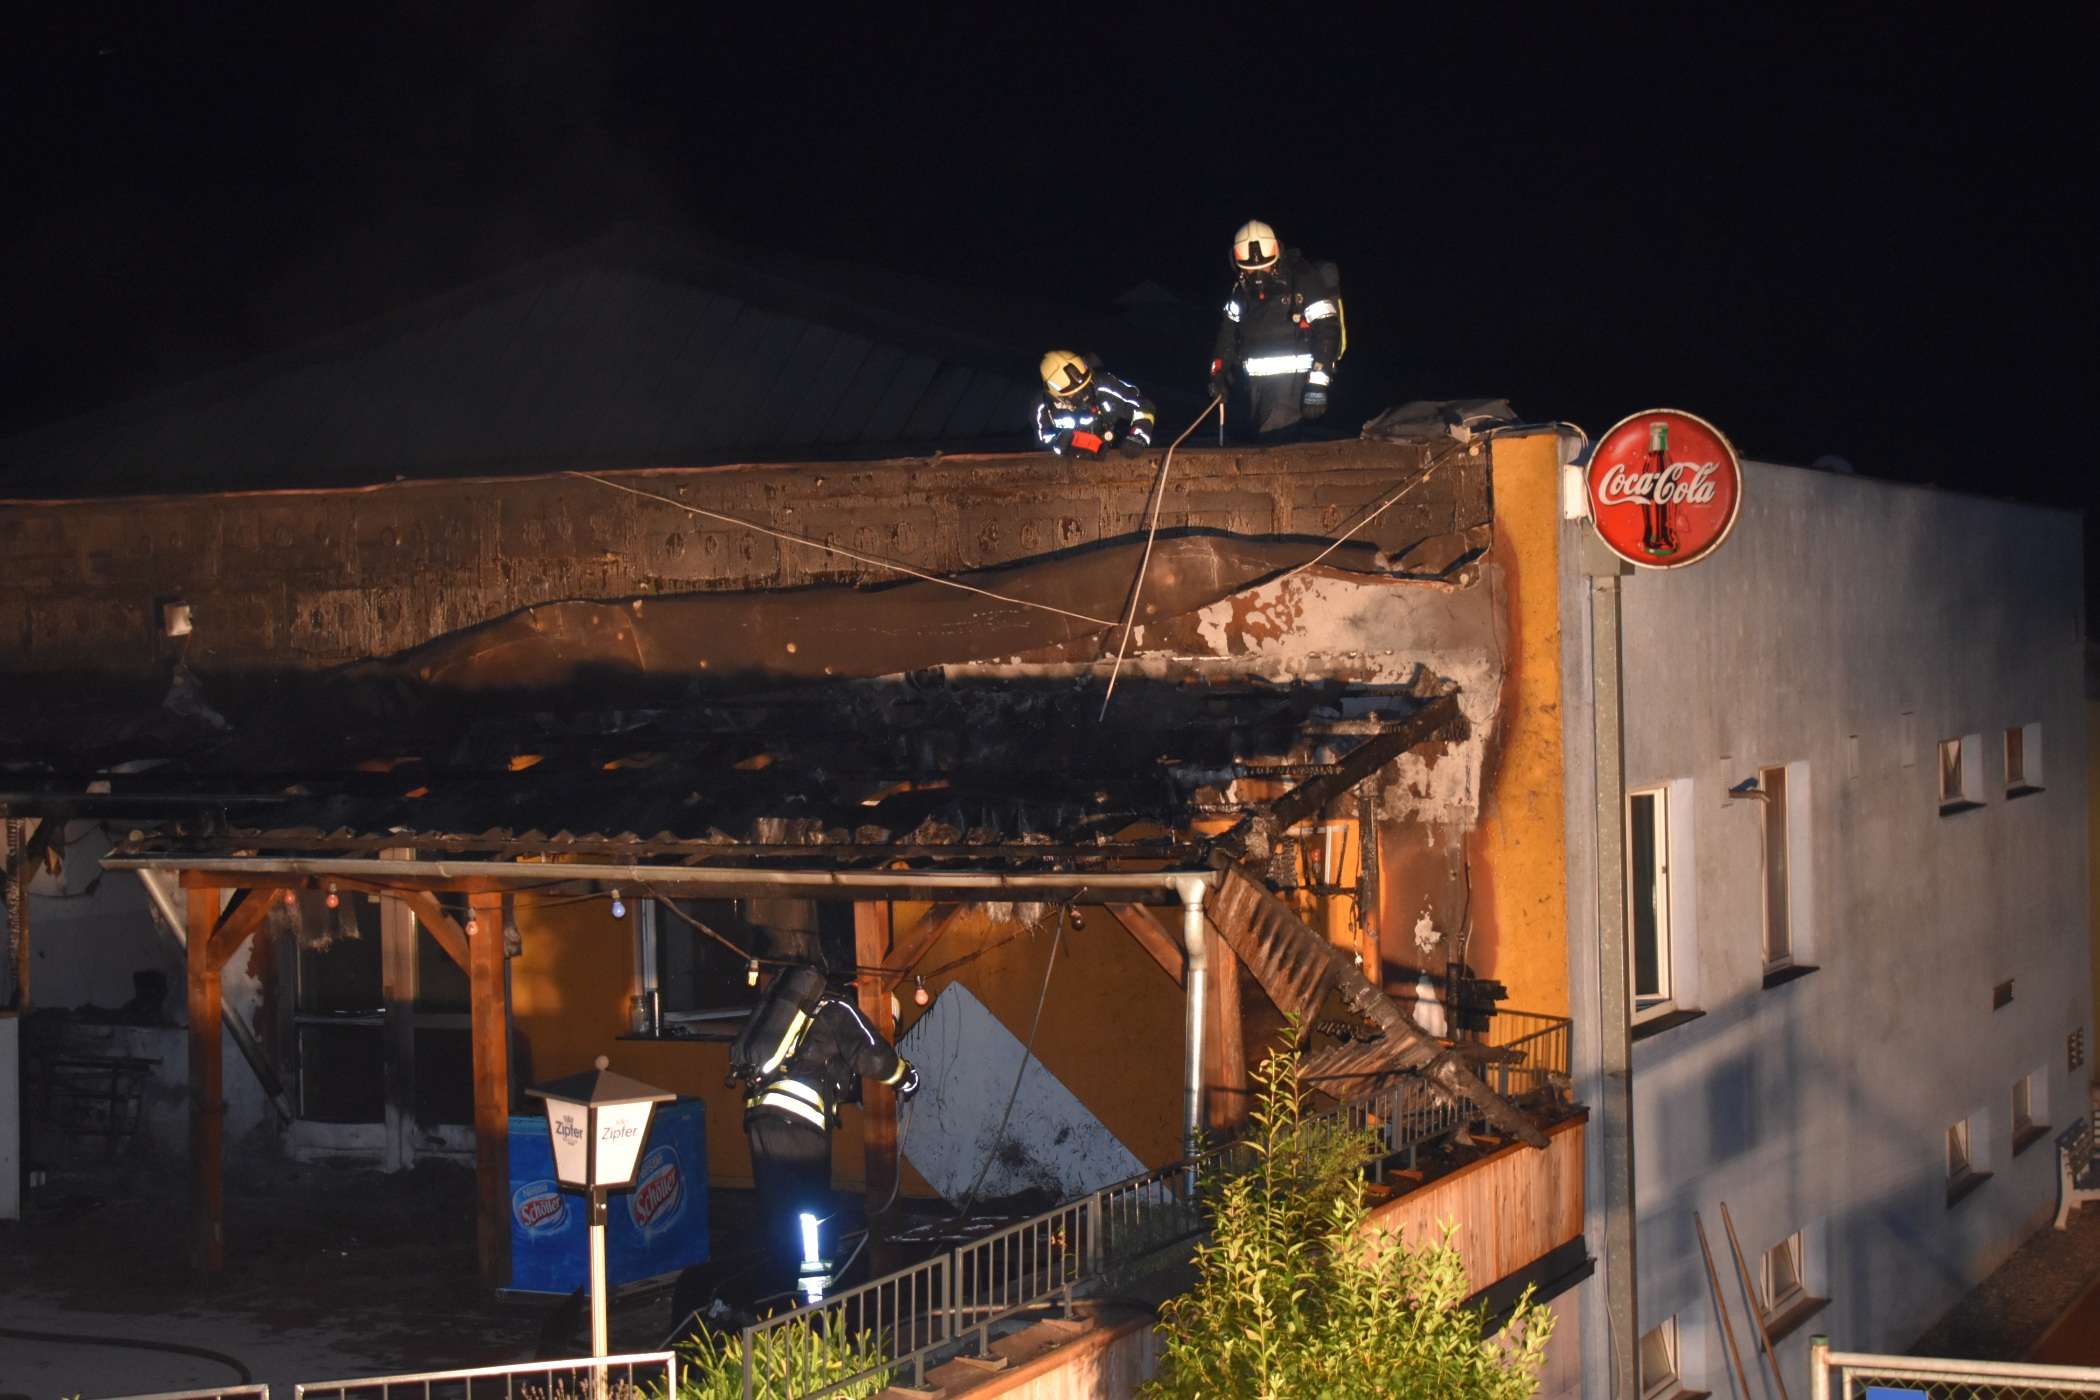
left=659, top=1318, right=892, bottom=1400
left=1142, top=1043, right=1555, bottom=1400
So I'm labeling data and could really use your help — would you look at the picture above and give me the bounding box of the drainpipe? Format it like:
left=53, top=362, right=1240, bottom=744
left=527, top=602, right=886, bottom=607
left=1172, top=876, right=1210, bottom=1162
left=135, top=870, right=296, bottom=1126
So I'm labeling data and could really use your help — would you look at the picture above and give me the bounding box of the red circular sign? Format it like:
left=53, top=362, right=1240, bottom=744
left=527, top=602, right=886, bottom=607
left=1585, top=408, right=1743, bottom=569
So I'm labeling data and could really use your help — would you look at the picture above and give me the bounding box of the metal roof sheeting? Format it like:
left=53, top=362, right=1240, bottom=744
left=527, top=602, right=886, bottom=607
left=0, top=230, right=1205, bottom=496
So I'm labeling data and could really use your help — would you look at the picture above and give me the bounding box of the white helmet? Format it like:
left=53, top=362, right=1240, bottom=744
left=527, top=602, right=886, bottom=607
left=1039, top=349, right=1092, bottom=397
left=1232, top=219, right=1280, bottom=271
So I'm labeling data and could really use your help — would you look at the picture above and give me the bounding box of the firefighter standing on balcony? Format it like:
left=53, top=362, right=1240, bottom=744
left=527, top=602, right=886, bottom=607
left=1210, top=220, right=1344, bottom=436
left=1033, top=350, right=1157, bottom=457
left=729, top=964, right=919, bottom=1304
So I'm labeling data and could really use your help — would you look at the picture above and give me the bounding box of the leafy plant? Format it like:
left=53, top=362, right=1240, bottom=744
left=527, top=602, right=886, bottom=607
left=1142, top=1041, right=1555, bottom=1400
left=657, top=1319, right=892, bottom=1400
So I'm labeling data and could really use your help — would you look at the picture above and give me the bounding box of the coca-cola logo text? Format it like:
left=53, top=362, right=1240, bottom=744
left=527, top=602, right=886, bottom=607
left=1595, top=460, right=1721, bottom=508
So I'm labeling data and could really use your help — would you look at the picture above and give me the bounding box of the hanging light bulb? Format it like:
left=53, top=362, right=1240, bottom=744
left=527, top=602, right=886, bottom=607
left=609, top=888, right=626, bottom=919
left=464, top=913, right=480, bottom=938
left=324, top=882, right=340, bottom=910
left=746, top=958, right=761, bottom=987
left=282, top=888, right=298, bottom=907
left=912, top=975, right=930, bottom=1007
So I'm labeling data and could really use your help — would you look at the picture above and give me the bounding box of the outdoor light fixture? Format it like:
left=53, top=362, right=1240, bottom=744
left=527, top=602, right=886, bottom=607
left=526, top=1057, right=675, bottom=1363
left=913, top=975, right=930, bottom=1006
left=798, top=1210, right=829, bottom=1303
left=464, top=912, right=480, bottom=938
left=324, top=882, right=339, bottom=910
left=609, top=887, right=627, bottom=919
left=746, top=957, right=761, bottom=987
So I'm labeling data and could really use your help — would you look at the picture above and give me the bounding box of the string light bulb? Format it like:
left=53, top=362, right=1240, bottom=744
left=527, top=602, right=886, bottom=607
left=464, top=914, right=480, bottom=938
left=912, top=975, right=930, bottom=1007
left=282, top=889, right=297, bottom=908
left=609, top=888, right=626, bottom=919
left=746, top=958, right=761, bottom=987
left=324, top=882, right=340, bottom=910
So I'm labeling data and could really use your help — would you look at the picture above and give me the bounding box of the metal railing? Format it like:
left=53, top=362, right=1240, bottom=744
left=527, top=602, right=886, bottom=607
left=293, top=1352, right=676, bottom=1400
left=1811, top=1337, right=2100, bottom=1399
left=721, top=1008, right=1572, bottom=1397
left=94, top=1387, right=270, bottom=1400
left=1479, top=1008, right=1573, bottom=1101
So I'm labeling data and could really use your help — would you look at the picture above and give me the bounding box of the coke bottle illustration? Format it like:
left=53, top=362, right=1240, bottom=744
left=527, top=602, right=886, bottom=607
left=1640, top=420, right=1678, bottom=557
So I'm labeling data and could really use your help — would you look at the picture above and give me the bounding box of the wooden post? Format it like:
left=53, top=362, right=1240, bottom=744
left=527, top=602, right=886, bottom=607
left=380, top=875, right=419, bottom=1173
left=854, top=901, right=899, bottom=1221
left=468, top=890, right=511, bottom=1288
left=186, top=886, right=224, bottom=1276
left=1204, top=923, right=1247, bottom=1134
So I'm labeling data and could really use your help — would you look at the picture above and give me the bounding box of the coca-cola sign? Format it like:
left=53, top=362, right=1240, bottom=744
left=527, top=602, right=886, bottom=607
left=1585, top=409, right=1742, bottom=569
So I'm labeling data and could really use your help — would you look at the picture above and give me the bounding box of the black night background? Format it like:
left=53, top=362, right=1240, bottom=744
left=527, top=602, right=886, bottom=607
left=3, top=5, right=2093, bottom=506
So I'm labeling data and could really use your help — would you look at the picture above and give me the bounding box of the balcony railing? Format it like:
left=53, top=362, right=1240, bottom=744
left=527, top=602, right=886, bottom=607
left=720, top=1006, right=1574, bottom=1398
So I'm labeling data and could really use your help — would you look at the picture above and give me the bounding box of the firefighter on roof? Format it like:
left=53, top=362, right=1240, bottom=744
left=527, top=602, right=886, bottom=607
left=729, top=964, right=918, bottom=1303
left=1033, top=350, right=1157, bottom=457
left=1211, top=219, right=1344, bottom=435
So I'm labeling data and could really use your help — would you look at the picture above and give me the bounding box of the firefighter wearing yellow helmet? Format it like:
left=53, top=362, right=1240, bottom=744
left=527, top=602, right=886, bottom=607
left=1032, top=350, right=1157, bottom=458
left=1213, top=220, right=1343, bottom=435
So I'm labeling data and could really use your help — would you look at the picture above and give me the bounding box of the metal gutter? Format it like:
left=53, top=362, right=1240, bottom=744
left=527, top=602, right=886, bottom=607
left=101, top=853, right=1217, bottom=904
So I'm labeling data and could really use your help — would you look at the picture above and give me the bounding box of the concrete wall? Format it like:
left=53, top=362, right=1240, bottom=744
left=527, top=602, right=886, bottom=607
left=1564, top=462, right=2091, bottom=1397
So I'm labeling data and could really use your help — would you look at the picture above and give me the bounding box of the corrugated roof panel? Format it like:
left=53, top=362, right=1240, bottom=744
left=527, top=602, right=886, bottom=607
left=856, top=353, right=942, bottom=444
left=745, top=322, right=855, bottom=448
left=630, top=290, right=745, bottom=462
left=814, top=342, right=903, bottom=444
left=898, top=364, right=977, bottom=442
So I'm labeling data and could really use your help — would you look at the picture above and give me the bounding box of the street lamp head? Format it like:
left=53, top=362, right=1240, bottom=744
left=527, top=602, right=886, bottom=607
left=526, top=1058, right=676, bottom=1191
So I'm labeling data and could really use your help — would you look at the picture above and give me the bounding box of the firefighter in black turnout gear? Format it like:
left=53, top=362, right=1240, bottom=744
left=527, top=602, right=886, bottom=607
left=1210, top=219, right=1344, bottom=436
left=729, top=965, right=918, bottom=1303
left=1033, top=350, right=1157, bottom=457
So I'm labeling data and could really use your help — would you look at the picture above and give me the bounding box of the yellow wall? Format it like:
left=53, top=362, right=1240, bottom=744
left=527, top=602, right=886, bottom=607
left=506, top=894, right=1191, bottom=1193
left=1474, top=431, right=1572, bottom=1017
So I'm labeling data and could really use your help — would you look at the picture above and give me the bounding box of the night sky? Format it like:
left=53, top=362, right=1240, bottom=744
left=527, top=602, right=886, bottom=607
left=4, top=5, right=2094, bottom=511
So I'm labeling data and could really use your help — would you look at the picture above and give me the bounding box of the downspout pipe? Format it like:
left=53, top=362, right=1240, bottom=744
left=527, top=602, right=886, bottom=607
left=1173, top=876, right=1210, bottom=1162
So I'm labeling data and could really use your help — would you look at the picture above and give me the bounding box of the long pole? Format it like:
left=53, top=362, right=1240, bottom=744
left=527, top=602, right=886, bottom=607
left=1721, top=1201, right=1791, bottom=1400
left=590, top=1187, right=610, bottom=1400
left=1695, top=1212, right=1755, bottom=1400
left=1590, top=564, right=1639, bottom=1399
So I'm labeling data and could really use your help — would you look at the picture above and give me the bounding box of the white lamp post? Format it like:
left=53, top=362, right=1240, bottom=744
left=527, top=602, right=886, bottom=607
left=527, top=1056, right=675, bottom=1362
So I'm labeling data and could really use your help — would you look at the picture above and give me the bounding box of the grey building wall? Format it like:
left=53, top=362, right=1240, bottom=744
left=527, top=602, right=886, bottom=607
left=1565, top=461, right=2092, bottom=1395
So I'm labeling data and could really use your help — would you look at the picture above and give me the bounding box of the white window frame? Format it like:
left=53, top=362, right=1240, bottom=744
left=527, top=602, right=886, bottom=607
left=1760, top=1232, right=1807, bottom=1320
left=2006, top=721, right=2044, bottom=795
left=1759, top=764, right=1791, bottom=968
left=2013, top=1074, right=2034, bottom=1135
left=1637, top=1316, right=1683, bottom=1400
left=1939, top=733, right=1983, bottom=811
left=1627, top=785, right=1673, bottom=1020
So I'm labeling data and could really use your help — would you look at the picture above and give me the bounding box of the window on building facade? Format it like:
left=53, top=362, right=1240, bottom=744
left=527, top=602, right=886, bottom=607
left=645, top=898, right=858, bottom=1035
left=1760, top=1233, right=1806, bottom=1320
left=1947, top=1111, right=1992, bottom=1204
left=1760, top=765, right=1790, bottom=967
left=2012, top=1071, right=2049, bottom=1154
left=1637, top=1317, right=1684, bottom=1400
left=1946, top=1118, right=1971, bottom=1178
left=1627, top=786, right=1672, bottom=1018
left=2006, top=722, right=2043, bottom=796
left=1939, top=734, right=1983, bottom=812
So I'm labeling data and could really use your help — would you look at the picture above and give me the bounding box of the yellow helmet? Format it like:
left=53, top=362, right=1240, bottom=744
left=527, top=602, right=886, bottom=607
left=1039, top=349, right=1092, bottom=397
left=1232, top=219, right=1280, bottom=271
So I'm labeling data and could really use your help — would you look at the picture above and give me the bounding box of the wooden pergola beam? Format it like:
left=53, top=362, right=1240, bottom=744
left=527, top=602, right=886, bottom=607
left=205, top=885, right=284, bottom=972
left=186, top=889, right=224, bottom=1276
left=1105, top=903, right=1185, bottom=988
left=877, top=903, right=963, bottom=982
left=467, top=890, right=510, bottom=1286
left=392, top=888, right=470, bottom=973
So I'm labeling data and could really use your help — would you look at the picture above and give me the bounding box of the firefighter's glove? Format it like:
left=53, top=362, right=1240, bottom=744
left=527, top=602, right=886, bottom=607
left=896, top=1061, right=921, bottom=1100
left=1119, top=432, right=1151, bottom=458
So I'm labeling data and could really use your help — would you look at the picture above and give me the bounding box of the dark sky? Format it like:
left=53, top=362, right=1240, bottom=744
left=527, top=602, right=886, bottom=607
left=4, top=4, right=2094, bottom=506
